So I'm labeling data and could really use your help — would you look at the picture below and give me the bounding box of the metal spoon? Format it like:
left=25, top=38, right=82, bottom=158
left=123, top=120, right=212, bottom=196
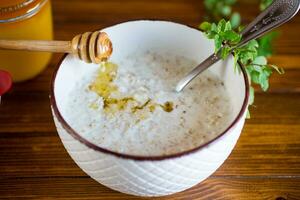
left=176, top=0, right=300, bottom=92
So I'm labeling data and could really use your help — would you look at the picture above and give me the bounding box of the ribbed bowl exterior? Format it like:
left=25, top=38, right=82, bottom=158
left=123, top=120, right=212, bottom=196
left=53, top=112, right=245, bottom=197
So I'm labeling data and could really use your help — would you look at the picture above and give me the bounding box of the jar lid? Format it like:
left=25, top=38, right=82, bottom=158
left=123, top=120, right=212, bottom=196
left=0, top=0, right=47, bottom=23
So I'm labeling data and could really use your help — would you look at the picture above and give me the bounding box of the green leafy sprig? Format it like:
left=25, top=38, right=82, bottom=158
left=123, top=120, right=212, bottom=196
left=200, top=20, right=241, bottom=58
left=200, top=20, right=284, bottom=117
left=201, top=0, right=281, bottom=117
left=203, top=0, right=277, bottom=58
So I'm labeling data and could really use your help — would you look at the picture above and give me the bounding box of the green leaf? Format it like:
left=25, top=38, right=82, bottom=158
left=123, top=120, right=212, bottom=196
left=262, top=66, right=272, bottom=77
left=206, top=30, right=216, bottom=39
left=220, top=5, right=231, bottom=16
left=246, top=40, right=259, bottom=49
left=224, top=21, right=232, bottom=31
left=269, top=64, right=285, bottom=74
left=249, top=86, right=255, bottom=105
left=257, top=32, right=279, bottom=57
left=239, top=51, right=257, bottom=65
left=199, top=22, right=212, bottom=31
left=217, top=19, right=227, bottom=32
left=253, top=56, right=267, bottom=65
left=221, top=46, right=231, bottom=59
left=223, top=30, right=241, bottom=43
left=238, top=25, right=245, bottom=32
left=246, top=109, right=251, bottom=119
left=214, top=34, right=223, bottom=52
left=260, top=77, right=269, bottom=91
left=251, top=70, right=260, bottom=84
left=211, top=23, right=218, bottom=32
left=230, top=12, right=241, bottom=29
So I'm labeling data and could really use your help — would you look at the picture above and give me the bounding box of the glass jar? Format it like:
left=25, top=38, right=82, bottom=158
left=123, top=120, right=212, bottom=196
left=0, top=0, right=53, bottom=82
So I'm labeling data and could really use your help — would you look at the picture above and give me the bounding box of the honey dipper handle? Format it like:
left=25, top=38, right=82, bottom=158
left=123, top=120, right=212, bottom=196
left=0, top=31, right=113, bottom=64
left=0, top=40, right=72, bottom=53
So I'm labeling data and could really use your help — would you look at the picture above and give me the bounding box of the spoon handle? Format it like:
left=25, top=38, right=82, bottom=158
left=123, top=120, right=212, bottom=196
left=239, top=0, right=300, bottom=47
left=176, top=0, right=300, bottom=92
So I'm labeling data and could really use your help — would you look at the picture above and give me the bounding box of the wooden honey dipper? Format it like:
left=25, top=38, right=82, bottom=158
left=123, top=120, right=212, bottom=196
left=0, top=31, right=113, bottom=64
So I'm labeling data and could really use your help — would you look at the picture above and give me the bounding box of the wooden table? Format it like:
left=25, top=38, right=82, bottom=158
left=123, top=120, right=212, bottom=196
left=1, top=0, right=300, bottom=199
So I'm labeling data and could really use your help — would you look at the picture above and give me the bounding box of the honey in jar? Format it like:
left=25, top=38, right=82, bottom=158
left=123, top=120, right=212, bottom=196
left=0, top=0, right=53, bottom=82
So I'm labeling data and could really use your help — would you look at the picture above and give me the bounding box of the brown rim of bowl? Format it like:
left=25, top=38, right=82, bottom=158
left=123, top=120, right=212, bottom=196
left=50, top=20, right=250, bottom=161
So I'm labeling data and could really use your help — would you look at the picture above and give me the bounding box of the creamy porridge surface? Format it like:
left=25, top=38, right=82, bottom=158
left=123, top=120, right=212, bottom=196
left=65, top=51, right=234, bottom=156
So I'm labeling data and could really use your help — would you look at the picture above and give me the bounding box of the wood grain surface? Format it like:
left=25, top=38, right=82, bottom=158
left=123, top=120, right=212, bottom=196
left=0, top=0, right=300, bottom=199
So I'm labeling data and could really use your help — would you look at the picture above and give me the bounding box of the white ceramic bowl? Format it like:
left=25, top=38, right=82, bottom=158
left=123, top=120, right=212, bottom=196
left=50, top=20, right=249, bottom=197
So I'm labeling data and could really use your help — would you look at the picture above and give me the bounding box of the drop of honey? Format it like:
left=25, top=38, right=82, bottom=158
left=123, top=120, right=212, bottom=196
left=161, top=101, right=174, bottom=112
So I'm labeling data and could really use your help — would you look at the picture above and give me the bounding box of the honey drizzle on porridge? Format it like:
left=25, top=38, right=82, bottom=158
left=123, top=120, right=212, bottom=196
left=88, top=62, right=174, bottom=115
